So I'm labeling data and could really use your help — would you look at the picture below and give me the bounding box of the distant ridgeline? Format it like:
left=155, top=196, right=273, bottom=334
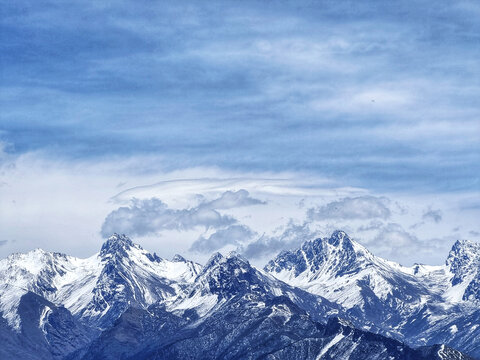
left=1, top=232, right=479, bottom=360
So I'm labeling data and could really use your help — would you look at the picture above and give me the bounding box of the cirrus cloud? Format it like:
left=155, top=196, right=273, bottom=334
left=202, top=189, right=266, bottom=209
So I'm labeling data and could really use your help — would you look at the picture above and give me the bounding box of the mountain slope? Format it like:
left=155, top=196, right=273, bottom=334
left=72, top=252, right=471, bottom=360
left=0, top=291, right=93, bottom=360
left=0, top=234, right=201, bottom=330
left=166, top=251, right=342, bottom=323
left=265, top=230, right=480, bottom=358
left=0, top=233, right=477, bottom=359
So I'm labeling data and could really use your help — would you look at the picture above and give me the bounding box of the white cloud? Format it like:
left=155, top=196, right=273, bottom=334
left=307, top=196, right=391, bottom=221
left=0, top=151, right=478, bottom=266
left=101, top=189, right=266, bottom=238
left=190, top=224, right=255, bottom=253
left=241, top=221, right=321, bottom=260
left=101, top=198, right=236, bottom=238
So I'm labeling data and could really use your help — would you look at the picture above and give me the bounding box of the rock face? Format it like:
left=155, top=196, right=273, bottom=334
left=265, top=230, right=480, bottom=358
left=0, top=291, right=93, bottom=360
left=446, top=240, right=480, bottom=301
left=0, top=232, right=477, bottom=359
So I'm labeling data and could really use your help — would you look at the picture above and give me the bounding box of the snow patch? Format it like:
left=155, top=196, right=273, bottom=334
left=316, top=332, right=344, bottom=359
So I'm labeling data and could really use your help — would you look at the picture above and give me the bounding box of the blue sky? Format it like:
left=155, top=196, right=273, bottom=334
left=0, top=0, right=479, bottom=264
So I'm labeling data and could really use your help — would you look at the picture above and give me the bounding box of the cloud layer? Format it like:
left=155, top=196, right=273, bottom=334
left=1, top=0, right=479, bottom=192
left=1, top=0, right=479, bottom=265
left=101, top=198, right=236, bottom=237
left=101, top=190, right=265, bottom=238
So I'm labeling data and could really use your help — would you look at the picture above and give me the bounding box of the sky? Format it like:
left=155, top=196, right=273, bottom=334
left=0, top=0, right=479, bottom=267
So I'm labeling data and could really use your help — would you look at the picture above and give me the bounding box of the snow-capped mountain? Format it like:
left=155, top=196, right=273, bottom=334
left=0, top=232, right=477, bottom=359
left=265, top=230, right=480, bottom=358
left=446, top=240, right=480, bottom=302
left=265, top=230, right=431, bottom=320
left=69, top=250, right=472, bottom=360
left=166, top=251, right=342, bottom=322
left=0, top=234, right=201, bottom=331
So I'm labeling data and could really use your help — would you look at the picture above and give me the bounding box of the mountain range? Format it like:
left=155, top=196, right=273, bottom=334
left=0, top=231, right=478, bottom=359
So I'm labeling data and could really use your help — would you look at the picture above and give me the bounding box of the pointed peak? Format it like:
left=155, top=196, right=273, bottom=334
left=451, top=239, right=480, bottom=251
left=107, top=233, right=132, bottom=242
left=201, top=251, right=252, bottom=276
left=29, top=248, right=48, bottom=255
left=100, top=233, right=135, bottom=256
left=226, top=251, right=249, bottom=263
left=266, top=230, right=367, bottom=277
left=447, top=239, right=480, bottom=261
left=327, top=230, right=350, bottom=246
left=172, top=254, right=186, bottom=262
left=204, top=252, right=225, bottom=268
left=446, top=239, right=480, bottom=289
left=192, top=251, right=264, bottom=300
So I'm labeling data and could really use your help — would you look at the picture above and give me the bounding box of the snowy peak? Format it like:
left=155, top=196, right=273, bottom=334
left=78, top=235, right=203, bottom=328
left=446, top=240, right=480, bottom=276
left=193, top=251, right=265, bottom=299
left=0, top=234, right=203, bottom=330
left=446, top=239, right=480, bottom=301
left=167, top=251, right=266, bottom=317
left=265, top=230, right=433, bottom=317
left=327, top=229, right=350, bottom=246
left=172, top=254, right=186, bottom=262
left=100, top=233, right=136, bottom=257
left=203, top=252, right=225, bottom=269
left=264, top=230, right=368, bottom=278
left=0, top=249, right=79, bottom=329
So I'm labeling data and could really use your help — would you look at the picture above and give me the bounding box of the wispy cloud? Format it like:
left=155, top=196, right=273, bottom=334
left=200, top=189, right=266, bottom=209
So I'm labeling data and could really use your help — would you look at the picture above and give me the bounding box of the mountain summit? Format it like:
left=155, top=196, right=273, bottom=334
left=0, top=232, right=478, bottom=359
left=265, top=230, right=368, bottom=278
left=99, top=233, right=135, bottom=256
left=265, top=231, right=480, bottom=358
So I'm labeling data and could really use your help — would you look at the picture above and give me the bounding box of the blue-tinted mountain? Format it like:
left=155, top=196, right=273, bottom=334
left=0, top=233, right=477, bottom=359
left=265, top=230, right=480, bottom=358
left=69, top=251, right=472, bottom=360
left=0, top=291, right=94, bottom=360
left=0, top=234, right=202, bottom=330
